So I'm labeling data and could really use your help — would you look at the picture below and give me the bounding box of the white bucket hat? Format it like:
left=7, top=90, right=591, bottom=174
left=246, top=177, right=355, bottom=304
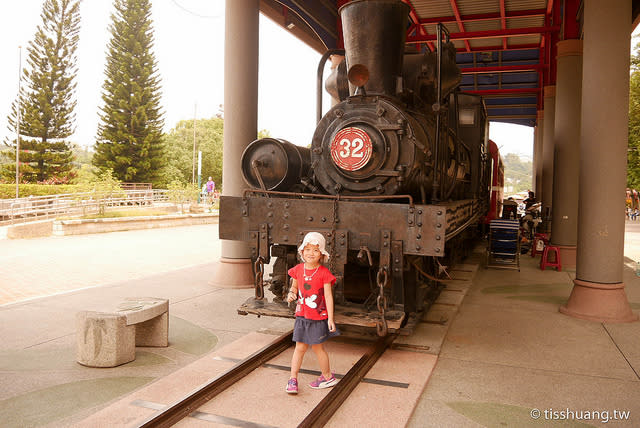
left=298, top=232, right=330, bottom=261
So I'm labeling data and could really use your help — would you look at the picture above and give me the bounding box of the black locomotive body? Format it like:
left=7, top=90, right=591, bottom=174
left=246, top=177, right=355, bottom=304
left=220, top=0, right=491, bottom=335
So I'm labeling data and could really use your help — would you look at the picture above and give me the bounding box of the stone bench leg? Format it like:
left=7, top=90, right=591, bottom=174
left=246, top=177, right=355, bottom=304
left=134, top=312, right=168, bottom=347
left=76, top=311, right=135, bottom=368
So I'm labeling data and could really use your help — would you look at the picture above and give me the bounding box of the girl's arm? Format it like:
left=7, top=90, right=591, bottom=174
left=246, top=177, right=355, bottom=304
left=324, top=282, right=336, bottom=332
left=287, top=278, right=298, bottom=303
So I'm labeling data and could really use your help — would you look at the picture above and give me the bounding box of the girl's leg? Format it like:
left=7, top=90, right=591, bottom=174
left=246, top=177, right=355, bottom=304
left=311, top=343, right=331, bottom=379
left=290, top=342, right=308, bottom=379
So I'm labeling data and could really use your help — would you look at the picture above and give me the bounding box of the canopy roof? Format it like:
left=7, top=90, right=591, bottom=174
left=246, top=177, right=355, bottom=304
left=260, top=0, right=640, bottom=127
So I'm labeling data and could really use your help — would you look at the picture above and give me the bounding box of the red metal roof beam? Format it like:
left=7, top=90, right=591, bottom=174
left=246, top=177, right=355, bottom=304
left=418, top=8, right=546, bottom=25
left=500, top=0, right=507, bottom=49
left=402, top=0, right=434, bottom=51
left=454, top=43, right=540, bottom=52
left=405, top=42, right=541, bottom=53
left=448, top=0, right=471, bottom=52
left=460, top=64, right=545, bottom=74
left=406, top=25, right=560, bottom=43
left=465, top=88, right=540, bottom=95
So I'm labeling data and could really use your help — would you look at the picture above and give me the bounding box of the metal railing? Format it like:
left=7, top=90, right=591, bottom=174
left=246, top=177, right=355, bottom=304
left=0, top=189, right=171, bottom=226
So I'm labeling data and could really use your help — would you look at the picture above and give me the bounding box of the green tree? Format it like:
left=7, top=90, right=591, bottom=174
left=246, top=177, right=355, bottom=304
left=502, top=153, right=532, bottom=193
left=628, top=42, right=640, bottom=189
left=167, top=180, right=199, bottom=212
left=70, top=144, right=96, bottom=184
left=75, top=168, right=125, bottom=215
left=161, top=117, right=224, bottom=189
left=93, top=0, right=164, bottom=185
left=2, top=0, right=81, bottom=184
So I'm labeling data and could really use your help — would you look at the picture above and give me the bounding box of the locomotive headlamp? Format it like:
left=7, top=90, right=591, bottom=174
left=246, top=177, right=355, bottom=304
left=347, top=64, right=369, bottom=88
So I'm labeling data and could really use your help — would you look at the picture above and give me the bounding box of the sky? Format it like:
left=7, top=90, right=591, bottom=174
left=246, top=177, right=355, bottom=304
left=0, top=0, right=328, bottom=151
left=6, top=0, right=623, bottom=161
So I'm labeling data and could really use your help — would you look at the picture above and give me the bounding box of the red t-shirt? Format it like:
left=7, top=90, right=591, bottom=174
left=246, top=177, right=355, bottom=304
left=287, top=263, right=336, bottom=320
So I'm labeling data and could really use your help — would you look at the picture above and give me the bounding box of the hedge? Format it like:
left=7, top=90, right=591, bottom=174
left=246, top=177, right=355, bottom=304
left=0, top=184, right=82, bottom=199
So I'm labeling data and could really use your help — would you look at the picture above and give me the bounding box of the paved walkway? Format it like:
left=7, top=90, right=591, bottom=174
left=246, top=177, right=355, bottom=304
left=409, top=234, right=640, bottom=427
left=0, top=225, right=221, bottom=306
left=0, top=222, right=638, bottom=427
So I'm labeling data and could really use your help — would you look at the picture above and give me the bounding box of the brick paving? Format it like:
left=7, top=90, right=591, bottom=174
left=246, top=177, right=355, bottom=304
left=0, top=225, right=220, bottom=306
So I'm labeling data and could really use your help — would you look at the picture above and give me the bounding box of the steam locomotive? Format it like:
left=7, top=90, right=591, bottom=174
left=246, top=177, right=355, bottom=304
left=220, top=0, right=494, bottom=335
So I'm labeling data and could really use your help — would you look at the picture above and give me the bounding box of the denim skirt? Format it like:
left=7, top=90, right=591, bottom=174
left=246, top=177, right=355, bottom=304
left=292, top=316, right=341, bottom=345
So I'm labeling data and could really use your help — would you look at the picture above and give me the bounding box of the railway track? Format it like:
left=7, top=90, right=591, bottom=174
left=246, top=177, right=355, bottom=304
left=135, top=330, right=397, bottom=428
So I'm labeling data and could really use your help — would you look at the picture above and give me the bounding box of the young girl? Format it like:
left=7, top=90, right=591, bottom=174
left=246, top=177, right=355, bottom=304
left=285, top=231, right=339, bottom=394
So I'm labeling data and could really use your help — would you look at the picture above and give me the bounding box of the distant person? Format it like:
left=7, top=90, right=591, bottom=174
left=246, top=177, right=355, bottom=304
left=206, top=177, right=215, bottom=195
left=523, top=191, right=536, bottom=210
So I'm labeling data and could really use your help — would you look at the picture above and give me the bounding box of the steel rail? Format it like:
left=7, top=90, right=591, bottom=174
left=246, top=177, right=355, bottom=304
left=135, top=330, right=294, bottom=428
left=298, top=333, right=397, bottom=428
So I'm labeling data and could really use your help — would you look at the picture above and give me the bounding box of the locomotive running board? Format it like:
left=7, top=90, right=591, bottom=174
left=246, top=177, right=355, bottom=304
left=237, top=298, right=405, bottom=332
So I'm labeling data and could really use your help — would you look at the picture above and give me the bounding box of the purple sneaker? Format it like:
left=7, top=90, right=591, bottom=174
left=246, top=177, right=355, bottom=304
left=309, top=374, right=338, bottom=389
left=286, top=378, right=298, bottom=394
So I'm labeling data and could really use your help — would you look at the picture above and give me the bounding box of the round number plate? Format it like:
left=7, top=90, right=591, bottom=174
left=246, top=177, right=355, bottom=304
left=330, top=127, right=373, bottom=171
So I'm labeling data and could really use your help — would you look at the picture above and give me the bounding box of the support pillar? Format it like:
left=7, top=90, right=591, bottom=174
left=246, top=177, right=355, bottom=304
left=550, top=40, right=583, bottom=267
left=560, top=0, right=637, bottom=322
left=541, top=87, right=555, bottom=232
left=534, top=111, right=544, bottom=198
left=211, top=0, right=259, bottom=288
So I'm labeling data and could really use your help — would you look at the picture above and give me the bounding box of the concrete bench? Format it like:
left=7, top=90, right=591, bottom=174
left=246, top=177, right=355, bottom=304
left=76, top=297, right=169, bottom=367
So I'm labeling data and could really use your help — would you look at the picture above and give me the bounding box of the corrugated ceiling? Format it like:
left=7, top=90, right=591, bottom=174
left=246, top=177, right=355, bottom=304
left=260, top=0, right=640, bottom=127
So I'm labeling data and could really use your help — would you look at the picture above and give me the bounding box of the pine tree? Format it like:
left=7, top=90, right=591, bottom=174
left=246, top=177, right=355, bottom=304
left=93, top=0, right=165, bottom=184
left=2, top=0, right=81, bottom=183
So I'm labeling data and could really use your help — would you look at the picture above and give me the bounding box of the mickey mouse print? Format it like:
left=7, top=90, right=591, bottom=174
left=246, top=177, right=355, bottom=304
left=288, top=264, right=336, bottom=320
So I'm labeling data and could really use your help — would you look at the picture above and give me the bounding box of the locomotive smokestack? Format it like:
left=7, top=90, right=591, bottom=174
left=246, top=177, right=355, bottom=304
left=339, top=0, right=410, bottom=97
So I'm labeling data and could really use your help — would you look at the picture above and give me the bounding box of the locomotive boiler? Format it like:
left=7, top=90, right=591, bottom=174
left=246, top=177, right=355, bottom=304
left=220, top=0, right=491, bottom=335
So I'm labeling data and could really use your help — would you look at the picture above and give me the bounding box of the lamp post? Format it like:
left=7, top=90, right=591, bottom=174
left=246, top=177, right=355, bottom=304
left=192, top=104, right=197, bottom=185
left=197, top=150, right=202, bottom=203
left=15, top=46, right=22, bottom=199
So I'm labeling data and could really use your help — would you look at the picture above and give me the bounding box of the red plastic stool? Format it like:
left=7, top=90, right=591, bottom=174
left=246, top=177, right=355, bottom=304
left=540, top=245, right=561, bottom=271
left=531, top=233, right=549, bottom=257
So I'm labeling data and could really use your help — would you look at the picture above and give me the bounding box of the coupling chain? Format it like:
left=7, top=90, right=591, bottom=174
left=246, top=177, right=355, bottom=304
left=254, top=257, right=265, bottom=300
left=376, top=267, right=388, bottom=336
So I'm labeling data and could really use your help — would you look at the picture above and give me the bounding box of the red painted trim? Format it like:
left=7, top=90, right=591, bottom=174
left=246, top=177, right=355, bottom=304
left=336, top=0, right=349, bottom=49
left=500, top=0, right=507, bottom=49
left=460, top=64, right=544, bottom=74
left=457, top=43, right=540, bottom=52
left=537, top=63, right=544, bottom=109
left=549, top=1, right=560, bottom=85
left=563, top=0, right=580, bottom=39
left=464, top=88, right=540, bottom=95
left=418, top=9, right=546, bottom=25
left=405, top=25, right=559, bottom=42
left=402, top=0, right=434, bottom=51
left=405, top=42, right=540, bottom=53
left=449, top=0, right=471, bottom=52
